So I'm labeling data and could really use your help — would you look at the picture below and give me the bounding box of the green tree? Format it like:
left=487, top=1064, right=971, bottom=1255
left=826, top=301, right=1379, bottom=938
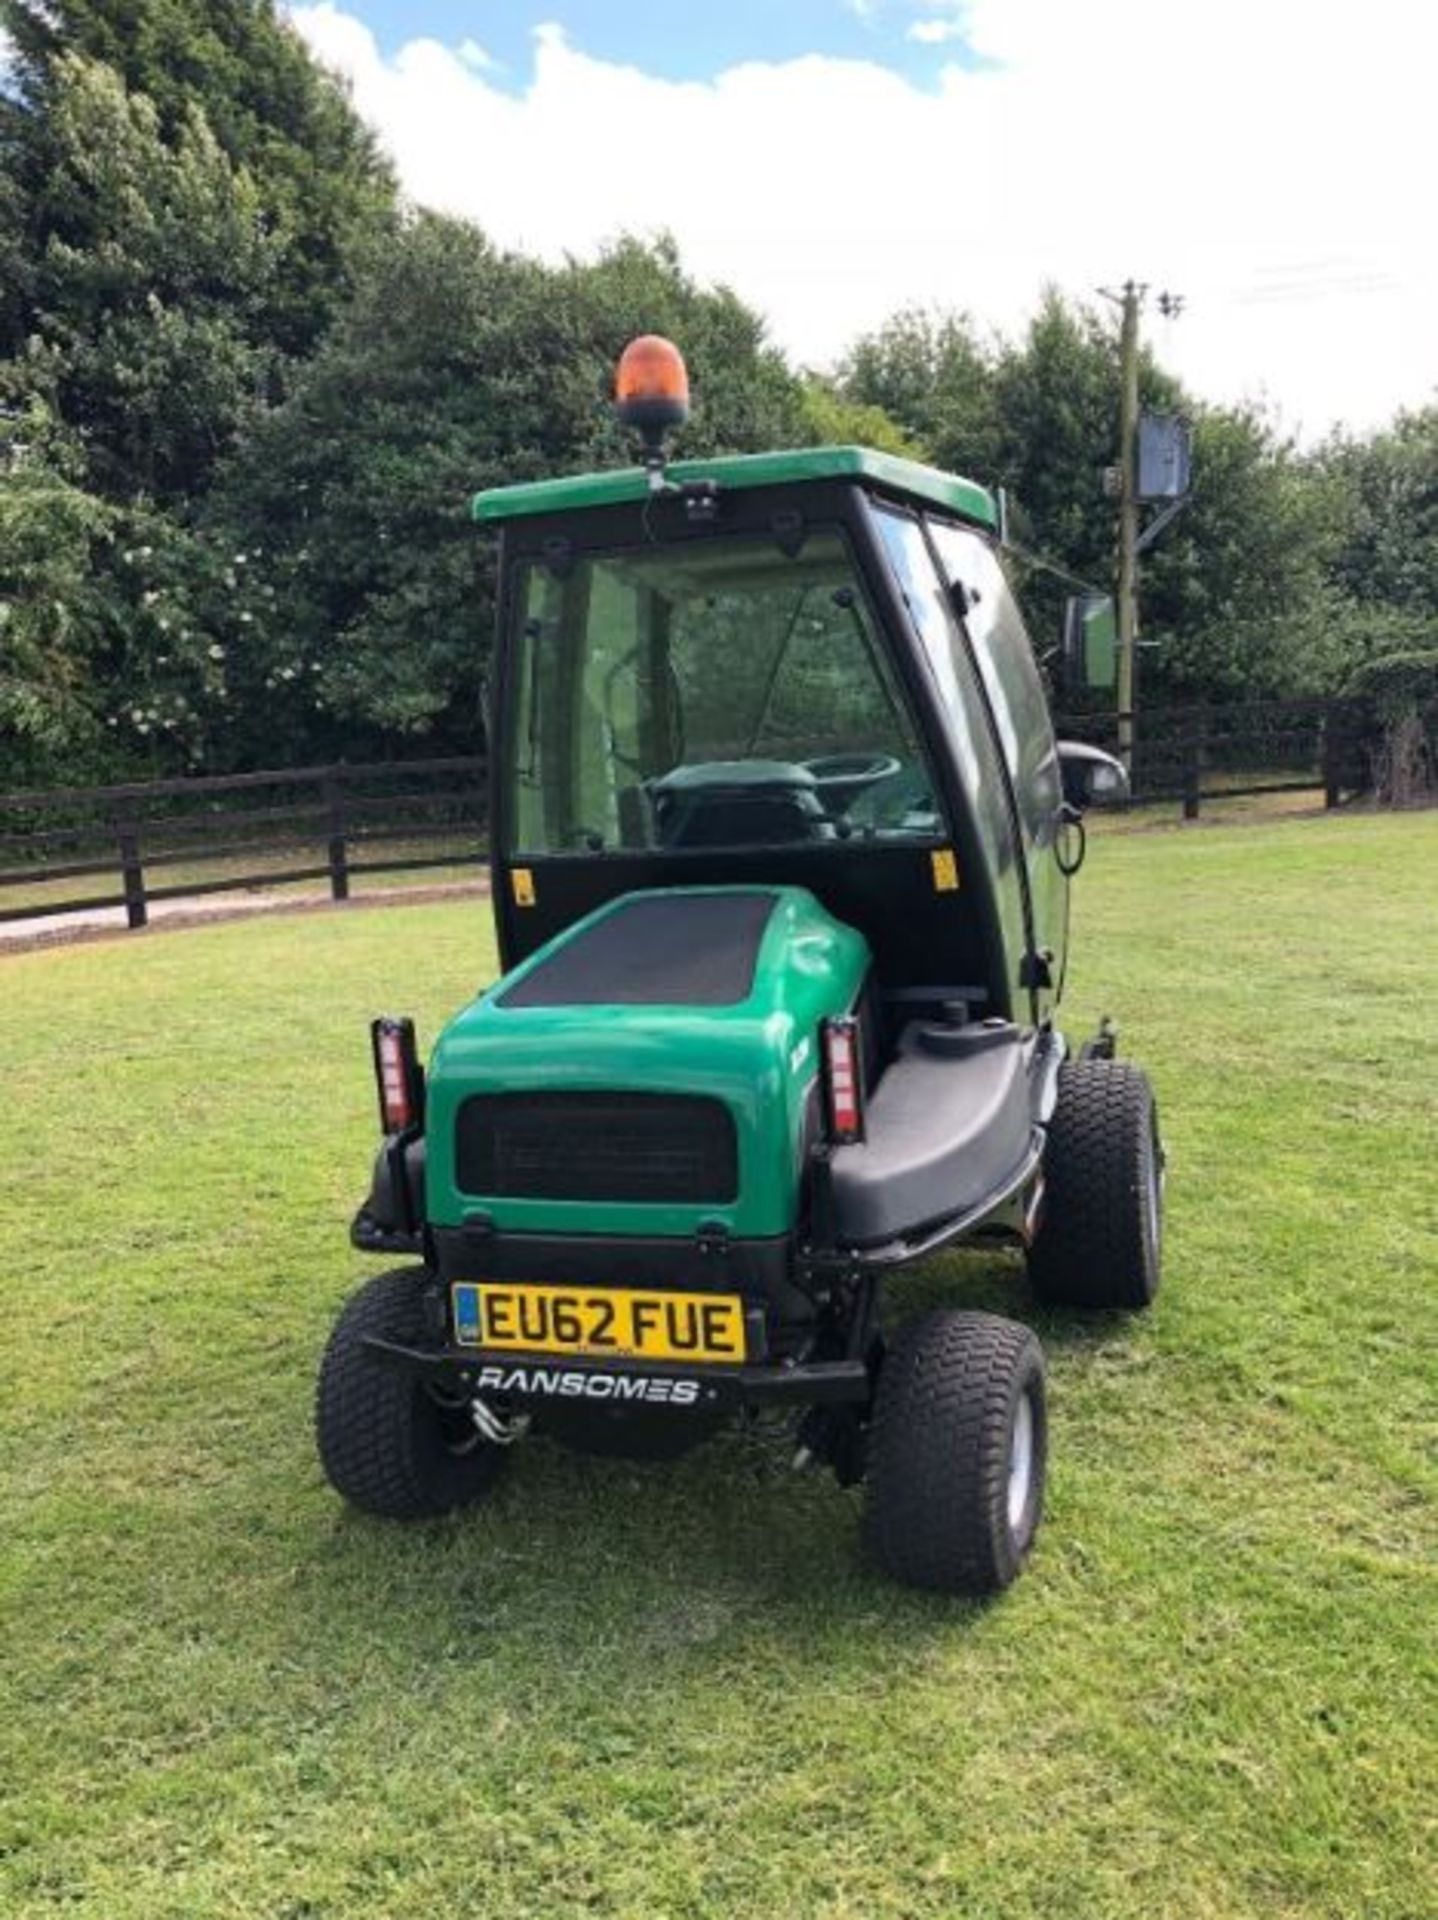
left=993, top=295, right=1180, bottom=583
left=0, top=401, right=116, bottom=785
left=0, top=0, right=393, bottom=366
left=1140, top=407, right=1332, bottom=700
left=796, top=375, right=922, bottom=458
left=0, top=392, right=238, bottom=781
left=201, top=225, right=815, bottom=765
left=1313, top=406, right=1438, bottom=620
left=838, top=307, right=1000, bottom=470
left=6, top=53, right=280, bottom=505
left=0, top=1, right=395, bottom=782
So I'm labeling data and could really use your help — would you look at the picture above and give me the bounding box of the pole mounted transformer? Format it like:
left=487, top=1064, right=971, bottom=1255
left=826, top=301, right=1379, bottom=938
left=1137, top=414, right=1193, bottom=502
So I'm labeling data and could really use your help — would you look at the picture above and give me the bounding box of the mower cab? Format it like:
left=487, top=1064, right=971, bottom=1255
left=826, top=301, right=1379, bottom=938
left=318, top=339, right=1160, bottom=1596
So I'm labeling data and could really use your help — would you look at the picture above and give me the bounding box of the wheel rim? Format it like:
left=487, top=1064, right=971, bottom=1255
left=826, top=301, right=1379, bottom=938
left=1007, top=1391, right=1035, bottom=1535
left=1143, top=1116, right=1164, bottom=1270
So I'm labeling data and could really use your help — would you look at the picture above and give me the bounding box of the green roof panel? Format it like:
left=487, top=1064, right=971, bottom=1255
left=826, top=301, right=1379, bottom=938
left=472, top=445, right=997, bottom=531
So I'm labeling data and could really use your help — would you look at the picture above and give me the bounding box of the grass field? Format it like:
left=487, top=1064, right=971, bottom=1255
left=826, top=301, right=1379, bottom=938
left=3, top=812, right=1435, bottom=1919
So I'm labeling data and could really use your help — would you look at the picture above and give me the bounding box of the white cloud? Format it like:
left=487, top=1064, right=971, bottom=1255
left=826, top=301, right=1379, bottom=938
left=907, top=21, right=967, bottom=45
left=456, top=37, right=495, bottom=72
left=292, top=1, right=1438, bottom=438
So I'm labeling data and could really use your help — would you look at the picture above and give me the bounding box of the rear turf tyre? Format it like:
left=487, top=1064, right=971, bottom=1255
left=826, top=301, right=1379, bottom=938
left=863, top=1310, right=1046, bottom=1596
left=316, top=1267, right=508, bottom=1519
left=1028, top=1059, right=1163, bottom=1310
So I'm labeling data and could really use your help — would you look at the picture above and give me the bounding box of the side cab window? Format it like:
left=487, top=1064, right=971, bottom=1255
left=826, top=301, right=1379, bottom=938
left=925, top=521, right=1062, bottom=851
left=871, top=506, right=1019, bottom=881
left=872, top=503, right=1031, bottom=1008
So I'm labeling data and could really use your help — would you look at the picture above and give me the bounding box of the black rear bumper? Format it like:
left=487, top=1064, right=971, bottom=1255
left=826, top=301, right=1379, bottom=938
left=360, top=1334, right=870, bottom=1411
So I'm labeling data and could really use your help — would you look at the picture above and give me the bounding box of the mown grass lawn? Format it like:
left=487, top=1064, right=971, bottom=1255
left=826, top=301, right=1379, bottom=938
left=3, top=812, right=1435, bottom=1920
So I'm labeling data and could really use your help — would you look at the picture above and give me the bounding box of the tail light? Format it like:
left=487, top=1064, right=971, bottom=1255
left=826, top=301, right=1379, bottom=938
left=821, top=1015, right=865, bottom=1145
left=371, top=1016, right=424, bottom=1135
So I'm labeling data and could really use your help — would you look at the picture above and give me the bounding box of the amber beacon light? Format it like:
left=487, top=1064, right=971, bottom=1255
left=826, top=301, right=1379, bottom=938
left=615, top=334, right=690, bottom=488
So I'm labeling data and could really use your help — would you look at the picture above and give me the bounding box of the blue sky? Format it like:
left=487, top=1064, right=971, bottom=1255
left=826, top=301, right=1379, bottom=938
left=349, top=2, right=986, bottom=90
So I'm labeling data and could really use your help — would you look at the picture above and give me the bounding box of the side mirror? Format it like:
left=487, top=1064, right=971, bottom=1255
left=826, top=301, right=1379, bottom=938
left=1057, top=740, right=1129, bottom=812
left=1062, top=593, right=1117, bottom=692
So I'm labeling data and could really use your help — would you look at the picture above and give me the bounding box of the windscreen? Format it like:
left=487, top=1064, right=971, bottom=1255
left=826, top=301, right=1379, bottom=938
left=505, top=532, right=941, bottom=856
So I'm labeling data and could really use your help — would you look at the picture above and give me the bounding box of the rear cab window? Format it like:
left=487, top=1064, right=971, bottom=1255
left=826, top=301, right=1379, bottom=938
left=505, top=530, right=945, bottom=857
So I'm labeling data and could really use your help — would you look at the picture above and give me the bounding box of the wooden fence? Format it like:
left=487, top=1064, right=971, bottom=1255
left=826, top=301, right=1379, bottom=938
left=1053, top=696, right=1372, bottom=820
left=0, top=697, right=1377, bottom=933
left=0, top=756, right=487, bottom=930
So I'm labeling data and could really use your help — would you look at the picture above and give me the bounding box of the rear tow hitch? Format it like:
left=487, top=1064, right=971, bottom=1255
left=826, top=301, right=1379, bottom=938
left=470, top=1397, right=531, bottom=1447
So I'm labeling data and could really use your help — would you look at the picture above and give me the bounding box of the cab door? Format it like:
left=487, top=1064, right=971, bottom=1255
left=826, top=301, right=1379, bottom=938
left=925, top=522, right=1068, bottom=1018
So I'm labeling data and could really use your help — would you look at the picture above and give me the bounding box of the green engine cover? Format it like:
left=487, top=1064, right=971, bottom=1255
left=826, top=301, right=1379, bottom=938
left=425, top=886, right=871, bottom=1240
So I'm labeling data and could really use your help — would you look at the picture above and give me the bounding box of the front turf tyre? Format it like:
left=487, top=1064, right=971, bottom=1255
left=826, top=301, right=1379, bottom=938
left=1028, top=1059, right=1164, bottom=1310
left=864, top=1310, right=1046, bottom=1596
left=316, top=1267, right=507, bottom=1519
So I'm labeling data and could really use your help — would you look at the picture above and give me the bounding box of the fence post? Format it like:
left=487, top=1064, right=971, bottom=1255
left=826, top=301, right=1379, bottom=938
left=1182, top=710, right=1205, bottom=820
left=115, top=801, right=148, bottom=929
left=1322, top=699, right=1342, bottom=809
left=323, top=769, right=350, bottom=901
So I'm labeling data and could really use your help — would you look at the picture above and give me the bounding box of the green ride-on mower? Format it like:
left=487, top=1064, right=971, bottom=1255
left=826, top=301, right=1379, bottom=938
left=316, top=335, right=1164, bottom=1596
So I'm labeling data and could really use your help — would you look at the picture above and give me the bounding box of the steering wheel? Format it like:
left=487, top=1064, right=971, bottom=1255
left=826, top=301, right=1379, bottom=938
left=800, top=752, right=904, bottom=802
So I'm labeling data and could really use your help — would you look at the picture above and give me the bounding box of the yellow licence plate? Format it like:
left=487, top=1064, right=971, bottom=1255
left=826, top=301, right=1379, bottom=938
left=452, top=1282, right=747, bottom=1365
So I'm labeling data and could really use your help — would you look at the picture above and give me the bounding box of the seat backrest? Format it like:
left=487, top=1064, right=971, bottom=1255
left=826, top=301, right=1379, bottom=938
left=664, top=788, right=828, bottom=849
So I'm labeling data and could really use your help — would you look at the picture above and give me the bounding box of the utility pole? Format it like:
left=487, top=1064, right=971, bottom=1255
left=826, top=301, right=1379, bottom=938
left=1111, top=280, right=1144, bottom=772
left=1098, top=281, right=1189, bottom=770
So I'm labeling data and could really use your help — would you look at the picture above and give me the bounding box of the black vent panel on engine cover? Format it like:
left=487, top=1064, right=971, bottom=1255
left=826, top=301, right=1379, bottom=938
left=497, top=891, right=777, bottom=1009
left=456, top=1092, right=738, bottom=1204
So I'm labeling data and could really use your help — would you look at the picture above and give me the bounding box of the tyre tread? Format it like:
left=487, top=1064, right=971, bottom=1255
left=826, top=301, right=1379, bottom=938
left=316, top=1267, right=503, bottom=1518
left=1029, top=1059, right=1160, bottom=1309
left=863, top=1309, right=1044, bottom=1595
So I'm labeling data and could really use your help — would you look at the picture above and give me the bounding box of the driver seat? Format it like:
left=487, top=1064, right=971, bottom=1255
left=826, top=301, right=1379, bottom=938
left=660, top=785, right=831, bottom=848
left=654, top=760, right=834, bottom=849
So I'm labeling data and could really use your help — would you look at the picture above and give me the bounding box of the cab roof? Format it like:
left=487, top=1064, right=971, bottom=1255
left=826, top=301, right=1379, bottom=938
left=471, top=444, right=998, bottom=532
